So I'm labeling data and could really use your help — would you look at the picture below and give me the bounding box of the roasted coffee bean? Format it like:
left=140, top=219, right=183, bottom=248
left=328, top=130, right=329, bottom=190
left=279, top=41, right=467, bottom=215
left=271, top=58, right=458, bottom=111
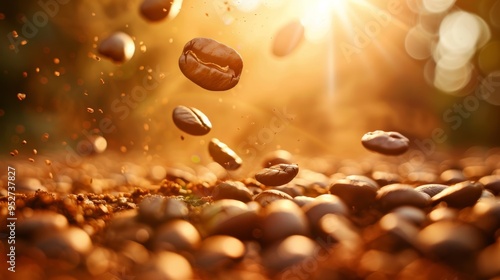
left=272, top=19, right=305, bottom=57
left=262, top=235, right=316, bottom=272
left=212, top=180, right=253, bottom=202
left=135, top=251, right=193, bottom=280
left=261, top=199, right=309, bottom=243
left=152, top=219, right=201, bottom=252
left=428, top=207, right=458, bottom=223
left=36, top=227, right=92, bottom=263
left=439, top=169, right=466, bottom=185
left=364, top=213, right=419, bottom=252
left=477, top=240, right=500, bottom=278
left=106, top=210, right=153, bottom=246
left=195, top=235, right=245, bottom=271
left=479, top=175, right=500, bottom=194
left=97, top=32, right=135, bottom=63
left=254, top=189, right=293, bottom=207
left=18, top=210, right=68, bottom=237
left=391, top=206, right=426, bottom=226
left=292, top=195, right=315, bottom=207
left=470, top=199, right=500, bottom=237
left=371, top=171, right=401, bottom=186
left=302, top=194, right=348, bottom=229
left=138, top=195, right=188, bottom=224
left=417, top=221, right=485, bottom=266
left=431, top=181, right=483, bottom=208
left=414, top=184, right=447, bottom=198
left=172, top=105, right=212, bottom=136
left=179, top=38, right=243, bottom=91
left=208, top=138, right=242, bottom=170
left=361, top=130, right=410, bottom=155
left=319, top=214, right=361, bottom=249
left=139, top=0, right=182, bottom=22
left=255, top=163, right=299, bottom=186
left=329, top=175, right=379, bottom=209
left=376, top=184, right=430, bottom=211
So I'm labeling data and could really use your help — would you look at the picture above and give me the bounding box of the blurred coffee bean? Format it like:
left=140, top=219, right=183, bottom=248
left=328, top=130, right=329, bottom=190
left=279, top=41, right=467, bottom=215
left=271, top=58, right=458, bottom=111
left=195, top=235, right=245, bottom=271
left=470, top=199, right=500, bottom=237
left=18, top=210, right=68, bottom=238
left=364, top=213, right=419, bottom=252
left=414, top=184, right=447, bottom=198
left=152, top=219, right=201, bottom=252
left=274, top=184, right=303, bottom=197
left=165, top=167, right=196, bottom=183
left=106, top=210, right=153, bottom=246
left=179, top=38, right=243, bottom=91
left=376, top=184, right=430, bottom=212
left=97, top=32, right=135, bottom=63
left=135, top=251, right=193, bottom=280
left=261, top=199, right=309, bottom=243
left=138, top=195, right=188, bottom=225
left=477, top=240, right=500, bottom=278
left=319, top=214, right=361, bottom=250
left=439, top=169, right=466, bottom=185
left=139, top=0, right=182, bottom=22
left=329, top=175, right=379, bottom=210
left=480, top=190, right=496, bottom=200
left=254, top=163, right=299, bottom=186
left=36, top=227, right=92, bottom=264
left=262, top=235, right=316, bottom=272
left=86, top=246, right=114, bottom=276
left=391, top=206, right=426, bottom=226
left=261, top=149, right=293, bottom=167
left=16, top=178, right=47, bottom=193
left=254, top=189, right=293, bottom=207
left=431, top=181, right=483, bottom=208
left=302, top=194, right=348, bottom=229
left=479, top=175, right=500, bottom=195
left=463, top=165, right=491, bottom=180
left=371, top=171, right=401, bottom=186
left=417, top=221, right=485, bottom=266
left=208, top=138, right=242, bottom=170
left=201, top=199, right=259, bottom=239
left=398, top=258, right=465, bottom=280
left=361, top=130, right=410, bottom=155
left=427, top=207, right=458, bottom=223
left=271, top=19, right=305, bottom=57
left=212, top=180, right=253, bottom=202
left=292, top=195, right=315, bottom=207
left=172, top=105, right=212, bottom=136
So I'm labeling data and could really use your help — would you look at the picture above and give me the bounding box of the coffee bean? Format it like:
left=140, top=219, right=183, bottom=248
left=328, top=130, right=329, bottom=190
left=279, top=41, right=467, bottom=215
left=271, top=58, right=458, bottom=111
left=136, top=251, right=193, bottom=280
left=470, top=199, right=500, bottom=237
left=414, top=184, right=447, bottom=198
left=319, top=214, right=361, bottom=249
left=371, top=171, right=401, bottom=186
left=439, top=169, right=466, bottom=185
left=364, top=213, right=419, bottom=252
left=98, top=32, right=135, bottom=63
left=376, top=184, right=430, bottom=211
left=261, top=235, right=316, bottom=272
left=18, top=210, right=68, bottom=237
left=106, top=210, right=153, bottom=247
left=138, top=195, right=188, bottom=225
left=477, top=240, right=500, bottom=278
left=172, top=105, right=212, bottom=136
left=427, top=207, right=458, bottom=223
left=431, top=181, right=483, bottom=208
left=253, top=189, right=293, bottom=207
left=208, top=138, right=242, bottom=170
left=272, top=19, right=305, bottom=57
left=261, top=200, right=309, bottom=243
left=292, top=195, right=315, bottom=207
left=179, top=38, right=243, bottom=91
left=139, top=0, right=182, bottom=22
left=361, top=130, right=410, bottom=155
left=479, top=175, right=500, bottom=195
left=36, top=227, right=92, bottom=263
left=212, top=180, right=253, bottom=202
left=302, top=194, right=348, bottom=229
left=391, top=206, right=426, bottom=226
left=261, top=149, right=293, bottom=167
left=152, top=219, right=201, bottom=252
left=329, top=175, right=379, bottom=210
left=255, top=163, right=299, bottom=186
left=195, top=235, right=245, bottom=271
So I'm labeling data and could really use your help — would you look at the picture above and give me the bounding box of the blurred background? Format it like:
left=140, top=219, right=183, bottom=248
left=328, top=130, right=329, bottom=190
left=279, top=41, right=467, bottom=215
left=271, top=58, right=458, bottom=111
left=1, top=0, right=500, bottom=174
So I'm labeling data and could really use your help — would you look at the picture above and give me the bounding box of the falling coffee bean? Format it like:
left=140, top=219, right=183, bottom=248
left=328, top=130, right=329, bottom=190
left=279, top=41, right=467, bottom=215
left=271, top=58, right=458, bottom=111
left=179, top=38, right=243, bottom=91
left=139, top=0, right=183, bottom=22
left=272, top=19, right=305, bottom=57
left=254, top=163, right=299, bottom=186
left=172, top=105, right=212, bottom=136
left=97, top=32, right=135, bottom=63
left=361, top=130, right=410, bottom=155
left=208, top=138, right=242, bottom=170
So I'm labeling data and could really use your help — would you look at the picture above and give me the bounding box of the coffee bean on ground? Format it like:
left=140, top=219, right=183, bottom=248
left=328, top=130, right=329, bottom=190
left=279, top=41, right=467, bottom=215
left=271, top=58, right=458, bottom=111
left=254, top=189, right=293, bottom=207
left=361, top=130, right=410, bottom=155
left=376, top=184, right=430, bottom=211
left=208, top=138, right=242, bottom=170
left=212, top=180, right=253, bottom=202
left=431, top=181, right=483, bottom=208
left=261, top=199, right=309, bottom=243
left=98, top=32, right=135, bottom=63
left=414, top=184, right=448, bottom=198
left=478, top=175, right=500, bottom=194
left=152, top=219, right=201, bottom=252
left=172, top=105, right=212, bottom=136
left=329, top=175, right=379, bottom=210
left=261, top=149, right=293, bottom=167
left=195, top=235, right=246, bottom=270
left=255, top=163, right=299, bottom=186
left=139, top=0, right=183, bottom=22
left=179, top=38, right=243, bottom=91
